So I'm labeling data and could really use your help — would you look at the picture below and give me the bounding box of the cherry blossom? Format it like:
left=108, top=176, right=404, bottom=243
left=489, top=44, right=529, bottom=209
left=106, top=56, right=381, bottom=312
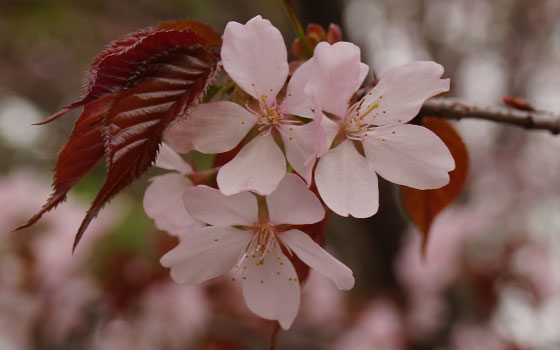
left=163, top=16, right=320, bottom=196
left=143, top=143, right=201, bottom=236
left=307, top=42, right=455, bottom=217
left=160, top=174, right=354, bottom=329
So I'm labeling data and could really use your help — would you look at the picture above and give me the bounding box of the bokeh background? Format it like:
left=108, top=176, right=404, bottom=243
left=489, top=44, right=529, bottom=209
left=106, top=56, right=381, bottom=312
left=2, top=0, right=560, bottom=349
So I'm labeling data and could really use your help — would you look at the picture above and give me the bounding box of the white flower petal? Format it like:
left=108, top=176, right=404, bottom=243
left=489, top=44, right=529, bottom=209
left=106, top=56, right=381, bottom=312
left=281, top=59, right=314, bottom=118
left=358, top=63, right=369, bottom=90
left=321, top=115, right=341, bottom=153
left=163, top=101, right=256, bottom=154
left=266, top=174, right=325, bottom=225
left=307, top=42, right=364, bottom=117
left=161, top=226, right=252, bottom=285
left=315, top=140, right=379, bottom=218
left=360, top=61, right=450, bottom=125
left=217, top=134, right=286, bottom=195
left=241, top=244, right=300, bottom=329
left=363, top=124, right=455, bottom=189
left=183, top=185, right=258, bottom=226
left=154, top=143, right=192, bottom=175
left=278, top=123, right=319, bottom=185
left=222, top=16, right=288, bottom=105
left=281, top=229, right=354, bottom=290
left=143, top=173, right=200, bottom=236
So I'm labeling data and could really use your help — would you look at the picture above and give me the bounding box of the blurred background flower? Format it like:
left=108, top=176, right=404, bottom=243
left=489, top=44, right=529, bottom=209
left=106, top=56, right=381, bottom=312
left=1, top=0, right=560, bottom=348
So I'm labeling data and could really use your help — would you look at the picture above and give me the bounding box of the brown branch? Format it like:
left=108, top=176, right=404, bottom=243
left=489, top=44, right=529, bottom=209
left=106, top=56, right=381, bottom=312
left=420, top=97, right=560, bottom=135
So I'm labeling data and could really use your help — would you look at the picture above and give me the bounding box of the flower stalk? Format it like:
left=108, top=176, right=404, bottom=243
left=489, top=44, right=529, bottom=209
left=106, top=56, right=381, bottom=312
left=281, top=0, right=313, bottom=58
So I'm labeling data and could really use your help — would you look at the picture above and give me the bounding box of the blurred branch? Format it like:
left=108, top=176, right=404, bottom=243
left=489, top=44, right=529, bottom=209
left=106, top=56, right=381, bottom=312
left=421, top=98, right=560, bottom=135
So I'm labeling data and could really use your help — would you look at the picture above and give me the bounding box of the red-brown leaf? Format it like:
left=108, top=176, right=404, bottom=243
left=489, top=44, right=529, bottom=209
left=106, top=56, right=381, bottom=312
left=37, top=21, right=220, bottom=125
left=15, top=93, right=114, bottom=230
left=72, top=46, right=219, bottom=250
left=401, top=117, right=469, bottom=254
left=156, top=21, right=222, bottom=47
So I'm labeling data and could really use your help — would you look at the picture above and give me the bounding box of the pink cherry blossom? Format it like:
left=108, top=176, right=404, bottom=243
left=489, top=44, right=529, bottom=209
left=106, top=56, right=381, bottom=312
left=307, top=42, right=455, bottom=218
left=143, top=143, right=202, bottom=236
left=334, top=300, right=406, bottom=350
left=92, top=283, right=209, bottom=350
left=160, top=174, right=354, bottom=329
left=163, top=16, right=320, bottom=196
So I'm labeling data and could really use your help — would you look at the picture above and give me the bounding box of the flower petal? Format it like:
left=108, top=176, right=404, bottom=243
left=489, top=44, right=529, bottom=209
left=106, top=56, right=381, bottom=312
left=310, top=95, right=333, bottom=158
left=359, top=61, right=450, bottom=125
left=315, top=139, right=379, bottom=217
left=163, top=101, right=256, bottom=154
left=217, top=134, right=286, bottom=195
left=143, top=173, right=200, bottom=236
left=358, top=63, right=369, bottom=90
left=241, top=243, right=300, bottom=329
left=278, top=123, right=319, bottom=185
left=363, top=124, right=455, bottom=189
left=266, top=174, right=325, bottom=225
left=281, top=229, right=354, bottom=290
left=183, top=185, right=258, bottom=226
left=281, top=59, right=314, bottom=118
left=321, top=115, right=341, bottom=154
left=161, top=226, right=252, bottom=285
left=307, top=42, right=365, bottom=117
left=222, top=16, right=288, bottom=105
left=154, top=142, right=192, bottom=175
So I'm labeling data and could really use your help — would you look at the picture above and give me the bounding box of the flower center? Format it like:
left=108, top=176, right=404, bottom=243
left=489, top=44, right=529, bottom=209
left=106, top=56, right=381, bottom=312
left=245, top=94, right=300, bottom=136
left=231, top=224, right=297, bottom=286
left=342, top=100, right=380, bottom=141
left=258, top=105, right=282, bottom=127
left=243, top=224, right=278, bottom=264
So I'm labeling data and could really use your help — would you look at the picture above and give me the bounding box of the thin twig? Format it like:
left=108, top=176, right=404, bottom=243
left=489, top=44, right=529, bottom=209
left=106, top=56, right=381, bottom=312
left=281, top=0, right=313, bottom=58
left=421, top=97, right=560, bottom=135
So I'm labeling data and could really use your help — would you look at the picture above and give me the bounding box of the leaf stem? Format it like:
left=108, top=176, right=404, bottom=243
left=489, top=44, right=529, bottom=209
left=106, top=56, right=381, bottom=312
left=203, top=80, right=236, bottom=103
left=281, top=0, right=313, bottom=58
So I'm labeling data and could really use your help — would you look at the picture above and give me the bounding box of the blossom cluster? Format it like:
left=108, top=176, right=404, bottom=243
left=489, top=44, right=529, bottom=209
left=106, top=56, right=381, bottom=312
left=144, top=15, right=455, bottom=329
